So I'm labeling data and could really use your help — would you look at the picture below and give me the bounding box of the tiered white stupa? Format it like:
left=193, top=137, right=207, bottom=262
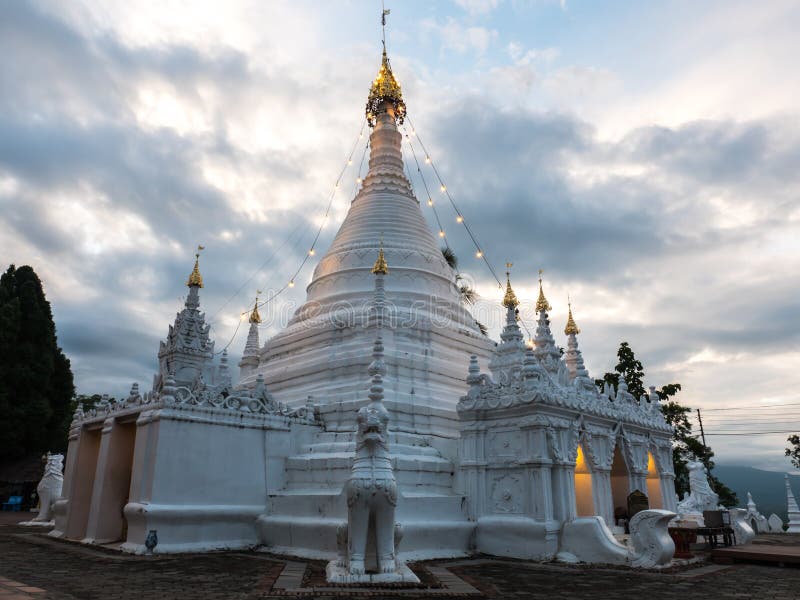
left=51, top=40, right=679, bottom=569
left=243, top=48, right=494, bottom=437
left=251, top=48, right=494, bottom=559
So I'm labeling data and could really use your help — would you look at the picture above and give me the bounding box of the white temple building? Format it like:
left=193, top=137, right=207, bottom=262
left=51, top=41, right=679, bottom=568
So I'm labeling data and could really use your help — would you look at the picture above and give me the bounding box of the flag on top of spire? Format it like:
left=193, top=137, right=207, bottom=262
left=535, top=269, right=551, bottom=313
left=366, top=4, right=406, bottom=127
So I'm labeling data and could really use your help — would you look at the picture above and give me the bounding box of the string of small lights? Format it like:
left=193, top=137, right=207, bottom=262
left=203, top=120, right=368, bottom=356
left=405, top=115, right=504, bottom=287
left=248, top=120, right=368, bottom=315
left=402, top=118, right=535, bottom=341
left=402, top=130, right=451, bottom=252
left=208, top=219, right=307, bottom=323
left=212, top=315, right=245, bottom=355
left=351, top=137, right=370, bottom=200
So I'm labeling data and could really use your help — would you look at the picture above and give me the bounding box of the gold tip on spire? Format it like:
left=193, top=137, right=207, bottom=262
left=366, top=47, right=406, bottom=127
left=564, top=300, right=580, bottom=335
left=372, top=238, right=389, bottom=275
left=535, top=269, right=551, bottom=313
left=502, top=262, right=519, bottom=309
left=186, top=246, right=204, bottom=288
left=250, top=292, right=262, bottom=324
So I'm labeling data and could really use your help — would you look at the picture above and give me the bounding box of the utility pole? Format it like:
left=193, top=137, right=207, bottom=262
left=697, top=408, right=707, bottom=446
left=697, top=407, right=716, bottom=491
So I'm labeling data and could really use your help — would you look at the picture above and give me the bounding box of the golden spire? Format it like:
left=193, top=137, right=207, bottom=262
left=366, top=7, right=406, bottom=127
left=564, top=298, right=580, bottom=335
left=372, top=238, right=389, bottom=275
left=249, top=292, right=262, bottom=324
left=535, top=269, right=552, bottom=313
left=186, top=246, right=204, bottom=288
left=502, top=262, right=519, bottom=309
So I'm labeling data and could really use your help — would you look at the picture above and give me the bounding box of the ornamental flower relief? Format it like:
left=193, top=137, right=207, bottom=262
left=491, top=474, right=523, bottom=514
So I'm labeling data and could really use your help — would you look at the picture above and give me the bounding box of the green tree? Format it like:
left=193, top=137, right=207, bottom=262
left=596, top=341, right=737, bottom=507
left=594, top=341, right=646, bottom=399
left=786, top=434, right=800, bottom=469
left=0, top=265, right=74, bottom=460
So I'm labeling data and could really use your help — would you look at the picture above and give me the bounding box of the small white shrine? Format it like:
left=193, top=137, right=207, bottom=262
left=51, top=38, right=680, bottom=572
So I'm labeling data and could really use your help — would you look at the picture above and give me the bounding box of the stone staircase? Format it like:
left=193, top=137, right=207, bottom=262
left=256, top=429, right=475, bottom=560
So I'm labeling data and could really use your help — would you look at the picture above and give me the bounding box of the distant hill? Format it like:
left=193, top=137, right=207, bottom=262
left=713, top=465, right=799, bottom=523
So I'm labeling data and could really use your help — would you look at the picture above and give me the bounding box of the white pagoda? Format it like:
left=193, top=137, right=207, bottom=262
left=51, top=39, right=678, bottom=568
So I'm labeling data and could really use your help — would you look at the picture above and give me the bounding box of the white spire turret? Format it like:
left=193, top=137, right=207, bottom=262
left=787, top=474, right=800, bottom=532
left=488, top=267, right=526, bottom=384
left=533, top=271, right=560, bottom=372
left=239, top=295, right=262, bottom=379
left=154, top=250, right=214, bottom=391
left=563, top=301, right=592, bottom=391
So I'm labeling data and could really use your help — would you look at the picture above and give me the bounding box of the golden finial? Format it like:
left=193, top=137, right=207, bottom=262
left=366, top=6, right=406, bottom=127
left=564, top=297, right=580, bottom=335
left=502, top=262, right=519, bottom=309
left=186, top=245, right=204, bottom=288
left=535, top=269, right=552, bottom=313
left=372, top=237, right=389, bottom=275
left=250, top=291, right=262, bottom=324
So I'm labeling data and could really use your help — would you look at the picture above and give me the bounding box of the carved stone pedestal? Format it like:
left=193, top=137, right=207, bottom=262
left=325, top=561, right=420, bottom=585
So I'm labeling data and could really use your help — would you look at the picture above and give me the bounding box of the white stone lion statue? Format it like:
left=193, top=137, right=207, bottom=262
left=342, top=398, right=398, bottom=576
left=677, top=460, right=719, bottom=515
left=33, top=453, right=64, bottom=522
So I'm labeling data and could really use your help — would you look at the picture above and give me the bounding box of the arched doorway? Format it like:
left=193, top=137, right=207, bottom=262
left=645, top=452, right=663, bottom=509
left=610, top=444, right=630, bottom=526
left=574, top=445, right=595, bottom=517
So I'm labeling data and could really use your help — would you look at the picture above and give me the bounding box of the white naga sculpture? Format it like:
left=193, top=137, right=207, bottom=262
left=328, top=335, right=417, bottom=583
left=33, top=453, right=64, bottom=523
left=729, top=508, right=755, bottom=544
left=629, top=509, right=678, bottom=567
left=327, top=254, right=419, bottom=584
left=677, top=461, right=719, bottom=518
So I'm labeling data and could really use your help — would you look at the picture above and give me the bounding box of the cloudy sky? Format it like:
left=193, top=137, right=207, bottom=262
left=1, top=0, right=798, bottom=471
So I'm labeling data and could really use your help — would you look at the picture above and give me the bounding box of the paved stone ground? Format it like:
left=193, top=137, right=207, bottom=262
left=1, top=513, right=798, bottom=599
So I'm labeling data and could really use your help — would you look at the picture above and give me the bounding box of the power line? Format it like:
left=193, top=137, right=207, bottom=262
left=402, top=119, right=537, bottom=341
left=700, top=431, right=799, bottom=436
left=699, top=416, right=800, bottom=422
left=697, top=403, right=800, bottom=412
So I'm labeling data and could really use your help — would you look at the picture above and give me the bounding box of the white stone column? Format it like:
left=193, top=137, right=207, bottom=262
left=592, top=469, right=614, bottom=527
left=63, top=425, right=102, bottom=540
left=51, top=417, right=82, bottom=537
left=660, top=474, right=677, bottom=512
left=552, top=464, right=577, bottom=523
left=530, top=463, right=554, bottom=522
left=84, top=417, right=137, bottom=544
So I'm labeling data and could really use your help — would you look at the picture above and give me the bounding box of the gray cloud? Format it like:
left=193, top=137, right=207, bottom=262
left=1, top=1, right=799, bottom=471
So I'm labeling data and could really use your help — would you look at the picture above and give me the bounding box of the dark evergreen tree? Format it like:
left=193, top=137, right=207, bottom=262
left=0, top=265, right=74, bottom=460
left=596, top=340, right=737, bottom=507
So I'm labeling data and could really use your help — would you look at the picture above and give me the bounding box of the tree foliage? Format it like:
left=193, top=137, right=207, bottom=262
left=596, top=341, right=737, bottom=507
left=594, top=342, right=646, bottom=399
left=786, top=434, right=800, bottom=469
left=441, top=247, right=487, bottom=335
left=0, top=265, right=75, bottom=460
